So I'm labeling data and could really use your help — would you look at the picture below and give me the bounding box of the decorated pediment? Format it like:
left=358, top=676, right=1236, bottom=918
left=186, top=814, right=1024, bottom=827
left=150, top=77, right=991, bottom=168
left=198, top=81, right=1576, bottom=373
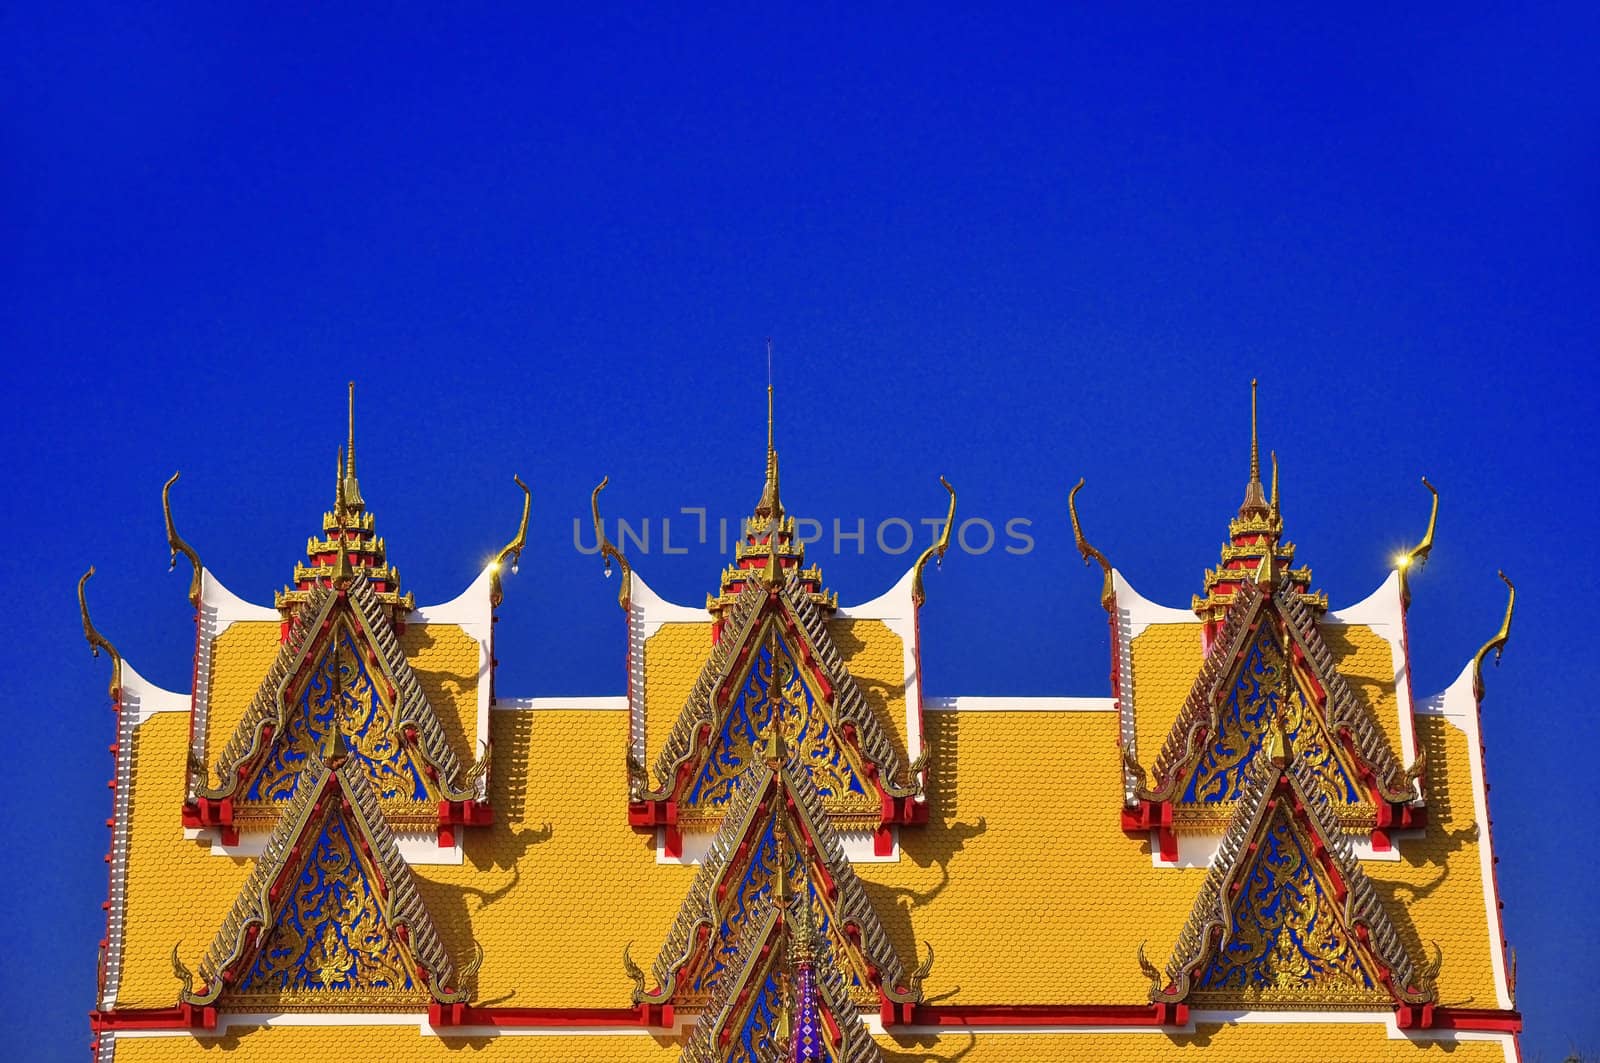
left=682, top=892, right=883, bottom=1063
left=189, top=575, right=478, bottom=834
left=1132, top=578, right=1414, bottom=834
left=633, top=736, right=928, bottom=1022
left=637, top=575, right=920, bottom=837
left=1143, top=726, right=1437, bottom=1011
left=178, top=752, right=477, bottom=1011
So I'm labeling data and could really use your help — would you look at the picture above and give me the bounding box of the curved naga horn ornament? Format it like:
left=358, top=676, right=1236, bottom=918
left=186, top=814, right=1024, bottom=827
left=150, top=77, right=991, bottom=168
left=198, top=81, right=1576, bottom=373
left=1398, top=476, right=1439, bottom=607
left=1471, top=570, right=1515, bottom=701
left=162, top=472, right=204, bottom=608
left=79, top=566, right=123, bottom=700
left=170, top=943, right=195, bottom=998
left=1068, top=478, right=1115, bottom=612
left=1136, top=940, right=1165, bottom=993
left=489, top=475, right=532, bottom=607
left=621, top=942, right=647, bottom=1003
left=911, top=476, right=956, bottom=607
left=591, top=476, right=633, bottom=610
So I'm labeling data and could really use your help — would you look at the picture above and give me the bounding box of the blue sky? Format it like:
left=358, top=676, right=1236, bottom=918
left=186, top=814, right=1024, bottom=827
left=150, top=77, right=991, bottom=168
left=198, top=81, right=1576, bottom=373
left=3, top=5, right=1595, bottom=1059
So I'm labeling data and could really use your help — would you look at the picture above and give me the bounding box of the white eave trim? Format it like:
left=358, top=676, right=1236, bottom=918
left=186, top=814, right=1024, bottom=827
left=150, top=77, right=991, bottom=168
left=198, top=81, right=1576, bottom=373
left=1326, top=569, right=1420, bottom=794
left=494, top=696, right=628, bottom=712
left=837, top=564, right=925, bottom=764
left=1112, top=569, right=1197, bottom=636
left=410, top=564, right=497, bottom=768
left=925, top=696, right=1115, bottom=713
left=103, top=660, right=189, bottom=1011
left=627, top=568, right=709, bottom=624
left=1417, top=660, right=1514, bottom=1011
left=192, top=568, right=280, bottom=770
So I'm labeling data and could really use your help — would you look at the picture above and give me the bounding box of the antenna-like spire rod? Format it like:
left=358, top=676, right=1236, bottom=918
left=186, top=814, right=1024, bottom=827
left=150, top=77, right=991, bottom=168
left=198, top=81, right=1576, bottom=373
left=347, top=380, right=357, bottom=476
left=1250, top=378, right=1260, bottom=484
left=341, top=381, right=365, bottom=511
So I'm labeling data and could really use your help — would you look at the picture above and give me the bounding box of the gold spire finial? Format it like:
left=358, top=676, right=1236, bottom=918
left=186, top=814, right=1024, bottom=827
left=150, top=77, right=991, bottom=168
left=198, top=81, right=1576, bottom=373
left=1251, top=378, right=1260, bottom=482
left=1471, top=571, right=1515, bottom=701
left=1269, top=450, right=1280, bottom=520
left=1240, top=379, right=1267, bottom=514
left=335, top=446, right=346, bottom=512
left=79, top=566, right=123, bottom=699
left=755, top=341, right=781, bottom=522
left=1066, top=477, right=1114, bottom=612
left=342, top=381, right=364, bottom=512
left=333, top=533, right=354, bottom=585
left=162, top=472, right=203, bottom=608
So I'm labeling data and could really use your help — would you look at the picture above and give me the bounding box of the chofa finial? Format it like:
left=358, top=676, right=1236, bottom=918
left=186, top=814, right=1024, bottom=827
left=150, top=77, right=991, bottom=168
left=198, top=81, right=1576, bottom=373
left=591, top=476, right=633, bottom=610
left=1471, top=571, right=1515, bottom=701
left=1068, top=477, right=1115, bottom=612
left=1239, top=379, right=1268, bottom=514
left=162, top=472, right=203, bottom=608
left=341, top=381, right=364, bottom=512
left=1398, top=477, right=1440, bottom=608
left=911, top=476, right=957, bottom=607
left=79, top=566, right=123, bottom=700
left=490, top=475, right=531, bottom=607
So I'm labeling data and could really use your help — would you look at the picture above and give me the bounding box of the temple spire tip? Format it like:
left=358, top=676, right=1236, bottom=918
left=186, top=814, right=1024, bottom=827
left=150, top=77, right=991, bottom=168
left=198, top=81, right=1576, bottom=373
left=341, top=382, right=364, bottom=512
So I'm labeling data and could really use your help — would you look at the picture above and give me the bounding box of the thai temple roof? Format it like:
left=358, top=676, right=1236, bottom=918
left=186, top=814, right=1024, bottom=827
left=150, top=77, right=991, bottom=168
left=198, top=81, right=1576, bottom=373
left=81, top=380, right=1522, bottom=1062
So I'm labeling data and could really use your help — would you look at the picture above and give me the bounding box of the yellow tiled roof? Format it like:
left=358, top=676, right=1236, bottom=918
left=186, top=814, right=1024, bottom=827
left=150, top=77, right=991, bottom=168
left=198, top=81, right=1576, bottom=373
left=416, top=710, right=695, bottom=1008
left=399, top=621, right=480, bottom=763
left=105, top=1021, right=1509, bottom=1061
left=1129, top=622, right=1203, bottom=768
left=200, top=622, right=281, bottom=766
left=1366, top=715, right=1499, bottom=1007
left=120, top=713, right=252, bottom=1009
left=861, top=710, right=1198, bottom=1005
left=828, top=618, right=909, bottom=754
left=139, top=707, right=1496, bottom=1012
left=641, top=621, right=712, bottom=770
left=1322, top=622, right=1407, bottom=767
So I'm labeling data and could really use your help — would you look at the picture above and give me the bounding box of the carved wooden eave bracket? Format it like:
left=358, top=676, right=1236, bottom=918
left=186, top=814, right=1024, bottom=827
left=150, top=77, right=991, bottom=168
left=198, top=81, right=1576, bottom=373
left=1144, top=750, right=1440, bottom=1021
left=174, top=755, right=479, bottom=1022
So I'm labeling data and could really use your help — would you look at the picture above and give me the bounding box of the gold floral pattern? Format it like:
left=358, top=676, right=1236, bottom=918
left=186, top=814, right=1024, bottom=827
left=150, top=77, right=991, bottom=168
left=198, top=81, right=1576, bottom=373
left=1194, top=802, right=1384, bottom=1004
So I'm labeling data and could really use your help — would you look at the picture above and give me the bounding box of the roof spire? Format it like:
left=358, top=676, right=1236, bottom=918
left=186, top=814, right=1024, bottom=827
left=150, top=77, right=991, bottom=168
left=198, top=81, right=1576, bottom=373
left=755, top=340, right=781, bottom=522
left=342, top=381, right=365, bottom=513
left=1240, top=378, right=1268, bottom=515
left=1270, top=450, right=1279, bottom=515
